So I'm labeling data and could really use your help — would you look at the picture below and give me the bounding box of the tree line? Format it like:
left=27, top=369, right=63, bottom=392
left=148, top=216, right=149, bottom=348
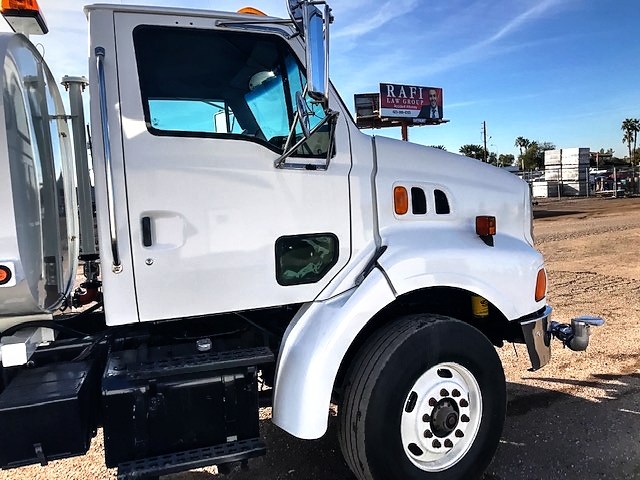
left=447, top=118, right=640, bottom=170
left=453, top=145, right=515, bottom=166
left=456, top=138, right=555, bottom=170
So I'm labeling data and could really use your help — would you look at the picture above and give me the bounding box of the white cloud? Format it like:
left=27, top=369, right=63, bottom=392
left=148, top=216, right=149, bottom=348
left=332, top=0, right=419, bottom=41
left=473, top=0, right=567, bottom=50
left=330, top=0, right=572, bottom=93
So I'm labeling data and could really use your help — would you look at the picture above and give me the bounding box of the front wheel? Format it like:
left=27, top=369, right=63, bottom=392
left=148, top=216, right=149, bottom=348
left=338, top=314, right=506, bottom=480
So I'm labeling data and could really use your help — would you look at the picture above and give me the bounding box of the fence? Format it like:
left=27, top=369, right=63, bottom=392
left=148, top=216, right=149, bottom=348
left=522, top=165, right=640, bottom=198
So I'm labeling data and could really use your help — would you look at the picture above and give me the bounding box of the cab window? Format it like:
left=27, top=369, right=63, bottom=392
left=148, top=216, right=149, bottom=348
left=148, top=99, right=243, bottom=134
left=133, top=25, right=329, bottom=157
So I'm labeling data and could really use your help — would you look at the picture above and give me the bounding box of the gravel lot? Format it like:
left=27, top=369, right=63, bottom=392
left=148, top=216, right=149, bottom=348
left=3, top=195, right=639, bottom=480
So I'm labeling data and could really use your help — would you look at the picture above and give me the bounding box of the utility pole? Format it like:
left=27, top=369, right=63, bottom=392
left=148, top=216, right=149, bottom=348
left=482, top=121, right=488, bottom=163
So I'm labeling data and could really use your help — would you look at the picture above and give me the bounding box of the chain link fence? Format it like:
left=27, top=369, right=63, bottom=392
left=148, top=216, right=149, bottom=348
left=526, top=165, right=639, bottom=198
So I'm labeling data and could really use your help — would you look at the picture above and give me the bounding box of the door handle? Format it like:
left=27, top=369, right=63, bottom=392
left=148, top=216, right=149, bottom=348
left=141, top=217, right=152, bottom=247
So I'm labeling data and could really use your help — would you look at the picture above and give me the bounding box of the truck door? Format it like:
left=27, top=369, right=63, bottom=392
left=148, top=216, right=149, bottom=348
left=111, top=12, right=352, bottom=322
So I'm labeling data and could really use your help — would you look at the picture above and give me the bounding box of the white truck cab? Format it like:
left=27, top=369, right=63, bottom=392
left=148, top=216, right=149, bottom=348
left=0, top=1, right=602, bottom=479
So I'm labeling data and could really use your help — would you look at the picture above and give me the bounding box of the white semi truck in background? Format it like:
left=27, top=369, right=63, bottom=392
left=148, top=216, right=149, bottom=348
left=0, top=1, right=602, bottom=479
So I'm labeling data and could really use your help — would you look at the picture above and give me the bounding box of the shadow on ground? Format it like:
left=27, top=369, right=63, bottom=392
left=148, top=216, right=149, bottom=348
left=533, top=210, right=583, bottom=219
left=166, top=372, right=640, bottom=479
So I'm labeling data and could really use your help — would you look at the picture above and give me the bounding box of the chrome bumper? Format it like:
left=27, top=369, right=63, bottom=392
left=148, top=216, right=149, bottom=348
left=519, top=305, right=552, bottom=371
left=518, top=306, right=604, bottom=371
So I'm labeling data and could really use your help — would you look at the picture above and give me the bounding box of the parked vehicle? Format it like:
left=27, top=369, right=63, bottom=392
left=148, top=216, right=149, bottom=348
left=0, top=1, right=602, bottom=479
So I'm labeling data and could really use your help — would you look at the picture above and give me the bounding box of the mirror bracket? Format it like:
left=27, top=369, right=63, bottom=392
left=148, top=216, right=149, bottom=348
left=274, top=110, right=339, bottom=170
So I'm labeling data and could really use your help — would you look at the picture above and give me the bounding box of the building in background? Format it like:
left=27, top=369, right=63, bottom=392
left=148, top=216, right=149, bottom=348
left=532, top=148, right=589, bottom=197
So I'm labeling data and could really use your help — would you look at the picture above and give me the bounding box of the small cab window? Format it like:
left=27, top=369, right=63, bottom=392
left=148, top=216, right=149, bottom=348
left=275, top=234, right=338, bottom=286
left=133, top=25, right=330, bottom=157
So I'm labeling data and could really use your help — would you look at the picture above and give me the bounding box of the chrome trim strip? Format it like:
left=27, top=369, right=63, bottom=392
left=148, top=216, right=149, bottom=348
left=518, top=305, right=552, bottom=325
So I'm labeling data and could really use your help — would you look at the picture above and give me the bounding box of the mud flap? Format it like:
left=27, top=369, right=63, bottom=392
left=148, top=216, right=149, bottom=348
left=520, top=306, right=552, bottom=371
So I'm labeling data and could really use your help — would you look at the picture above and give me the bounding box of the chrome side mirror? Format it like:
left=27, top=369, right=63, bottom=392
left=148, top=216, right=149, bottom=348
left=288, top=0, right=330, bottom=105
left=303, top=2, right=329, bottom=103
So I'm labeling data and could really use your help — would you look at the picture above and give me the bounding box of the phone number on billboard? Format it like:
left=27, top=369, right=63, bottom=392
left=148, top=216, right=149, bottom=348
left=392, top=110, right=413, bottom=115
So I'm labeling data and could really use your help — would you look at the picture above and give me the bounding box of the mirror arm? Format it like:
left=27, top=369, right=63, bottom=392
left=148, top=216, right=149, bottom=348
left=324, top=110, right=338, bottom=169
left=281, top=110, right=303, bottom=153
left=274, top=109, right=338, bottom=169
left=281, top=85, right=310, bottom=153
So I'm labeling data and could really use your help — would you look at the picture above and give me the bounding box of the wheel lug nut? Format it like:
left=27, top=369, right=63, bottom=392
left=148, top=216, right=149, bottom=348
left=452, top=389, right=461, bottom=397
left=422, top=414, right=431, bottom=422
left=444, top=439, right=454, bottom=448
left=440, top=388, right=449, bottom=397
left=461, top=414, right=470, bottom=423
left=460, top=399, right=469, bottom=408
left=432, top=439, right=441, bottom=448
left=428, top=397, right=437, bottom=406
left=455, top=429, right=464, bottom=438
left=424, top=430, right=433, bottom=438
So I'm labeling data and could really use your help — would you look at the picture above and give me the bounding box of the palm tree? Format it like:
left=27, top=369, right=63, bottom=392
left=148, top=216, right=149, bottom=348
left=514, top=137, right=529, bottom=155
left=623, top=130, right=633, bottom=164
left=514, top=137, right=531, bottom=170
left=621, top=118, right=639, bottom=164
left=459, top=144, right=484, bottom=160
left=632, top=118, right=640, bottom=164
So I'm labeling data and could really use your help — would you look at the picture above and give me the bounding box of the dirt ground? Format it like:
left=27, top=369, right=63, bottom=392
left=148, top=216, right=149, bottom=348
left=3, top=195, right=640, bottom=480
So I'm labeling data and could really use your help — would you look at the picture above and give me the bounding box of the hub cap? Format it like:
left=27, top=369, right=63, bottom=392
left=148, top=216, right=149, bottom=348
left=400, top=362, right=482, bottom=472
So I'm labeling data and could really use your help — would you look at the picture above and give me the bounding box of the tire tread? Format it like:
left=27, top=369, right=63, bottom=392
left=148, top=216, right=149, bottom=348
left=337, top=314, right=505, bottom=480
left=339, top=315, right=440, bottom=480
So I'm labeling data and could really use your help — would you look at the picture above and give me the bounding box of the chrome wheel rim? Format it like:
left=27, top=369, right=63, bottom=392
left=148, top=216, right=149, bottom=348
left=400, top=362, right=482, bottom=472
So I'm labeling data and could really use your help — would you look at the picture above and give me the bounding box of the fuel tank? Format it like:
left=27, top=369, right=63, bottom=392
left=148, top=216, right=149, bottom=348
left=0, top=33, right=78, bottom=325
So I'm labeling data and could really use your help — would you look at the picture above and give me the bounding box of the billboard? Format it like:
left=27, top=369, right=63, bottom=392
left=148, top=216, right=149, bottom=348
left=379, top=83, right=443, bottom=120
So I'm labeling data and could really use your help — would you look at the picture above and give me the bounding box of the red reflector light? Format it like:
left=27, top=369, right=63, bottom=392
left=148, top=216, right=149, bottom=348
left=475, top=216, right=496, bottom=236
left=0, top=265, right=12, bottom=285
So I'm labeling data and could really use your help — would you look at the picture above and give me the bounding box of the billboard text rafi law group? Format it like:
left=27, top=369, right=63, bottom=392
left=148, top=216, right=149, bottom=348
left=379, top=83, right=443, bottom=120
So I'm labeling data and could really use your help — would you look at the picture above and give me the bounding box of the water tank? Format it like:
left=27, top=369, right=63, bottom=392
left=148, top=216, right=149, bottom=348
left=0, top=33, right=78, bottom=322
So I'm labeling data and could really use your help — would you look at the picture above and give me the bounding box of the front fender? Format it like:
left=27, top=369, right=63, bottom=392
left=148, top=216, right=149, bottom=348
left=272, top=267, right=395, bottom=439
left=377, top=226, right=546, bottom=320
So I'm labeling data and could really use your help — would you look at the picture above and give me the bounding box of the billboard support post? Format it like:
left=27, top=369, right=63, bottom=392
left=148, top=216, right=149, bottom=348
left=401, top=121, right=409, bottom=142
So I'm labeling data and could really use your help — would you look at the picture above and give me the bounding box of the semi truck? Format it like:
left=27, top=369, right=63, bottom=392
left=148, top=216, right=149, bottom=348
left=0, top=1, right=603, bottom=479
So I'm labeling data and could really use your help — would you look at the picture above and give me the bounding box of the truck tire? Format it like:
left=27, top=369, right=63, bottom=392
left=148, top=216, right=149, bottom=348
left=338, top=314, right=506, bottom=480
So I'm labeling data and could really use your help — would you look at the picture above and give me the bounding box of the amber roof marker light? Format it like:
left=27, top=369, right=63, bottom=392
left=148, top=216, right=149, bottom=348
left=237, top=7, right=267, bottom=15
left=1, top=0, right=48, bottom=35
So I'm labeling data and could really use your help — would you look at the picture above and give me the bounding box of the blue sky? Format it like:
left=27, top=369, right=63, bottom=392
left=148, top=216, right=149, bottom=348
left=11, top=0, right=640, bottom=159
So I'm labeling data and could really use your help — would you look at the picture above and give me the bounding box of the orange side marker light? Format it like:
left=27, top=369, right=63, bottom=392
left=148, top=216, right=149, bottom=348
left=394, top=186, right=408, bottom=215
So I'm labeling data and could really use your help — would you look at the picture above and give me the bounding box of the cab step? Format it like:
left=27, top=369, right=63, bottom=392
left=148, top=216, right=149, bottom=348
left=117, top=437, right=266, bottom=479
